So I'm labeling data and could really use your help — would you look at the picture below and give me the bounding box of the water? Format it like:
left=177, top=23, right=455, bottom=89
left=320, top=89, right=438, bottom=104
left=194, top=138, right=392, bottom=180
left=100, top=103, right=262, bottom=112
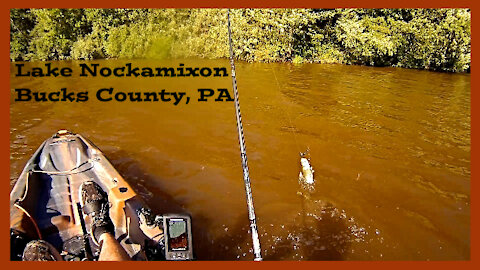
left=10, top=59, right=470, bottom=260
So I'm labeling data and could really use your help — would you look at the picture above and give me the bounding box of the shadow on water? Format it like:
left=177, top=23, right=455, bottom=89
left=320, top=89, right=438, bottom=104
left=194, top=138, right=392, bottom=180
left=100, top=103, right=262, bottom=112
left=262, top=195, right=353, bottom=261
left=194, top=214, right=252, bottom=260
left=106, top=149, right=253, bottom=260
left=106, top=149, right=355, bottom=260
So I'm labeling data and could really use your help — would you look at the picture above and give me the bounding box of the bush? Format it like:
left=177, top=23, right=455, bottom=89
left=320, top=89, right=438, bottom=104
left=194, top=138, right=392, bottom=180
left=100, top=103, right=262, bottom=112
left=10, top=8, right=471, bottom=72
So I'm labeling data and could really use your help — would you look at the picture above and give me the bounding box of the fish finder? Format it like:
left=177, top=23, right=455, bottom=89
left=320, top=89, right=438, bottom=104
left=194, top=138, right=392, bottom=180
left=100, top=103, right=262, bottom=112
left=162, top=214, right=193, bottom=260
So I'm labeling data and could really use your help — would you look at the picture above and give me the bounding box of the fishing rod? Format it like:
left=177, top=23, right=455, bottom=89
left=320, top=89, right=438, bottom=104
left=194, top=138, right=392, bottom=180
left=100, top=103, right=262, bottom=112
left=227, top=9, right=263, bottom=261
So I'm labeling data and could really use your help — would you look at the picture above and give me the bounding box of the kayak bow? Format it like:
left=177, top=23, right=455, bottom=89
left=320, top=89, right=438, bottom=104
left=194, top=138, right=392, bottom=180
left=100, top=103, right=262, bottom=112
left=10, top=130, right=189, bottom=261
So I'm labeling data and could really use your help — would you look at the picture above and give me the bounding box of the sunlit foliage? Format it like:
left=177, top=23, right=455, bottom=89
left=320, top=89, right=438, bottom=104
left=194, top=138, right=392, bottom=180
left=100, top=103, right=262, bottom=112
left=10, top=8, right=470, bottom=72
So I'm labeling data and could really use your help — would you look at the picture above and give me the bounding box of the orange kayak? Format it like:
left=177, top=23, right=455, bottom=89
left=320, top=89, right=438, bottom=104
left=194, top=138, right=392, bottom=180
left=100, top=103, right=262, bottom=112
left=10, top=130, right=192, bottom=261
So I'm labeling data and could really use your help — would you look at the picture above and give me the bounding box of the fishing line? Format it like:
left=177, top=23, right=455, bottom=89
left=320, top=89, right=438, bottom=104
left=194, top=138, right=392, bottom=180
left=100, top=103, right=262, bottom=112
left=270, top=66, right=304, bottom=154
left=270, top=64, right=315, bottom=192
left=269, top=45, right=315, bottom=262
left=227, top=9, right=262, bottom=261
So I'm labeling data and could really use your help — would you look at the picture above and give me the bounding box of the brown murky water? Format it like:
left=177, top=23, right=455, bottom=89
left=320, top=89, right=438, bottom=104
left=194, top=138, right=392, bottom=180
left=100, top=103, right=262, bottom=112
left=10, top=59, right=470, bottom=260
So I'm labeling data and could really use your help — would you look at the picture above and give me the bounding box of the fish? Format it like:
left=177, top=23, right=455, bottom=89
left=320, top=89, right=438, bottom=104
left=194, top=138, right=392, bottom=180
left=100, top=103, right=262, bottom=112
left=299, top=157, right=314, bottom=185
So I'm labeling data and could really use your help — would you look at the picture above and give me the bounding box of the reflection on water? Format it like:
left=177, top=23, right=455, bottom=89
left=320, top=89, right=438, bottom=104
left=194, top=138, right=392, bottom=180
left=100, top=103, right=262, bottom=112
left=10, top=59, right=470, bottom=260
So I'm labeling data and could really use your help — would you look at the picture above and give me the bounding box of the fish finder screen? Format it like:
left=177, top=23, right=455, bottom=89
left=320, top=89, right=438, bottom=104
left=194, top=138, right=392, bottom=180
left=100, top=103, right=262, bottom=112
left=167, top=218, right=189, bottom=251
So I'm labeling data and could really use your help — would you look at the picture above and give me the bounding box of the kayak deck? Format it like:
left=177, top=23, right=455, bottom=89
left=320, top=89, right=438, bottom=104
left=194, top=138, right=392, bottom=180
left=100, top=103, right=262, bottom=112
left=10, top=131, right=164, bottom=261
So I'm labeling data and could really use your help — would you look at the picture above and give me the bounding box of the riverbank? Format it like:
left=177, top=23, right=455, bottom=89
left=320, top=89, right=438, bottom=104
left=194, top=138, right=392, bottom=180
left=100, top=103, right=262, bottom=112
left=10, top=9, right=470, bottom=72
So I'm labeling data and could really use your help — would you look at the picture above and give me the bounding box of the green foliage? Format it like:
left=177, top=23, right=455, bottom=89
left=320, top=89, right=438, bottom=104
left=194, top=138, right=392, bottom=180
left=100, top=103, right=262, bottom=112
left=10, top=8, right=471, bottom=72
left=10, top=9, right=35, bottom=61
left=292, top=55, right=304, bottom=64
left=27, top=9, right=91, bottom=60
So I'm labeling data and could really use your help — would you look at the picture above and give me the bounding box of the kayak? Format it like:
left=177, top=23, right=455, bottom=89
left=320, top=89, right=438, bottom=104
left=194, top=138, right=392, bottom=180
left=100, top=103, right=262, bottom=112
left=10, top=130, right=192, bottom=261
